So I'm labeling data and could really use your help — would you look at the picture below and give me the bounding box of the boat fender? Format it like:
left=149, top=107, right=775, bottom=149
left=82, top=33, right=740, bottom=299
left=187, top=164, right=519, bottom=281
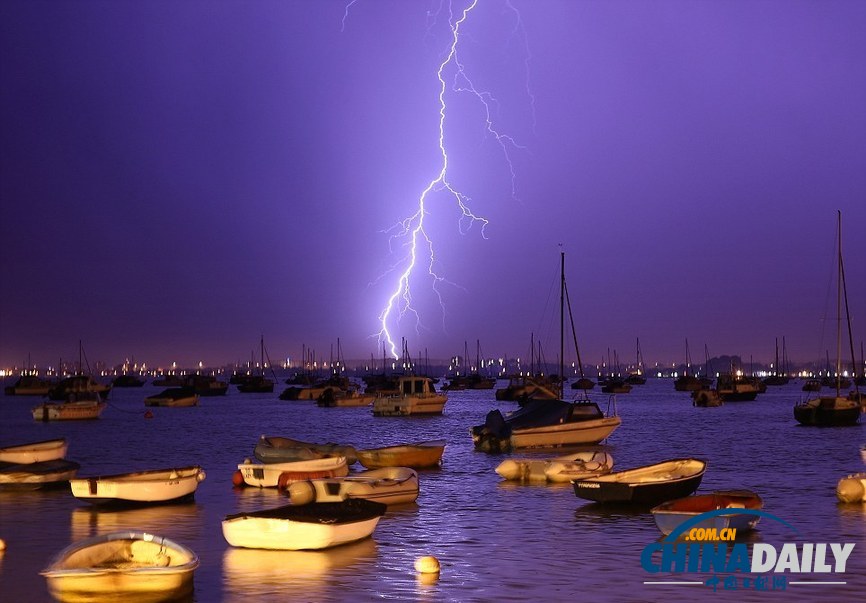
left=287, top=480, right=315, bottom=505
left=231, top=470, right=245, bottom=488
left=837, top=476, right=866, bottom=503
left=196, top=470, right=207, bottom=482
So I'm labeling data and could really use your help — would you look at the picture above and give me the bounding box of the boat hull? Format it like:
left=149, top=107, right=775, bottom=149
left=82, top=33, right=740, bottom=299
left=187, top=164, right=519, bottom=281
left=32, top=401, right=106, bottom=421
left=238, top=457, right=349, bottom=488
left=41, top=532, right=198, bottom=603
left=573, top=458, right=707, bottom=506
left=0, top=438, right=68, bottom=464
left=222, top=500, right=386, bottom=550
left=288, top=467, right=419, bottom=506
left=0, top=459, right=81, bottom=490
left=794, top=397, right=860, bottom=426
left=509, top=417, right=622, bottom=449
left=372, top=394, right=447, bottom=416
left=69, top=466, right=206, bottom=504
left=356, top=441, right=445, bottom=469
left=254, top=436, right=358, bottom=465
left=650, top=491, right=763, bottom=536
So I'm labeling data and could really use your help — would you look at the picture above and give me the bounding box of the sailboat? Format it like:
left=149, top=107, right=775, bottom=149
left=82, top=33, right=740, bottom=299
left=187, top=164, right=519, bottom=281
left=625, top=338, right=647, bottom=385
left=471, top=252, right=621, bottom=452
left=237, top=337, right=276, bottom=393
left=794, top=211, right=860, bottom=426
left=763, top=337, right=790, bottom=386
left=674, top=339, right=703, bottom=392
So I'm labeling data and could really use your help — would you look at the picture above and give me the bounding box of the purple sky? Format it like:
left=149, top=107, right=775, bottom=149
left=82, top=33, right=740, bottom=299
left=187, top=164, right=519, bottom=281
left=1, top=0, right=865, bottom=371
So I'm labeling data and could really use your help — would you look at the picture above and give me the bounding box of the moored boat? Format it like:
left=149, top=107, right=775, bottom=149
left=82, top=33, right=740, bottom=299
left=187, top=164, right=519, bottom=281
left=371, top=375, right=447, bottom=416
left=69, top=466, right=206, bottom=505
left=495, top=450, right=613, bottom=483
left=471, top=399, right=621, bottom=453
left=801, top=378, right=822, bottom=392
left=650, top=490, right=763, bottom=536
left=254, top=436, right=358, bottom=465
left=222, top=499, right=387, bottom=550
left=237, top=457, right=349, bottom=488
left=356, top=440, right=446, bottom=469
left=0, top=459, right=81, bottom=490
left=692, top=389, right=723, bottom=407
left=47, top=374, right=111, bottom=401
left=41, top=531, right=199, bottom=603
left=0, top=438, right=68, bottom=464
left=144, top=387, right=199, bottom=407
left=4, top=374, right=55, bottom=396
left=572, top=458, right=707, bottom=506
left=317, top=387, right=376, bottom=407
left=794, top=396, right=860, bottom=426
left=288, top=467, right=419, bottom=506
left=32, top=395, right=107, bottom=421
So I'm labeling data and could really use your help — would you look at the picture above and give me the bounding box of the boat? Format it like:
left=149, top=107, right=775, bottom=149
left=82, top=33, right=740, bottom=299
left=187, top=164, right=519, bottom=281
left=837, top=474, right=866, bottom=503
left=254, top=435, right=358, bottom=465
left=0, top=459, right=81, bottom=490
left=762, top=337, right=790, bottom=386
left=495, top=375, right=558, bottom=401
left=4, top=374, right=55, bottom=396
left=650, top=490, right=763, bottom=536
left=288, top=467, right=419, bottom=506
left=112, top=374, right=147, bottom=387
left=316, top=387, right=376, bottom=407
left=0, top=438, right=68, bottom=464
left=624, top=338, right=647, bottom=385
left=691, top=389, right=723, bottom=407
left=32, top=393, right=107, bottom=421
left=237, top=336, right=276, bottom=393
left=801, top=379, right=822, bottom=392
left=495, top=450, right=613, bottom=483
left=371, top=375, right=447, bottom=416
left=41, top=531, right=199, bottom=603
left=144, top=388, right=199, bottom=407
left=69, top=466, right=206, bottom=505
left=572, top=458, right=707, bottom=506
left=222, top=499, right=387, bottom=551
left=236, top=457, right=349, bottom=488
left=715, top=372, right=759, bottom=401
left=674, top=339, right=705, bottom=392
left=794, top=211, right=861, bottom=427
left=472, top=253, right=621, bottom=453
left=184, top=375, right=229, bottom=396
left=356, top=440, right=446, bottom=469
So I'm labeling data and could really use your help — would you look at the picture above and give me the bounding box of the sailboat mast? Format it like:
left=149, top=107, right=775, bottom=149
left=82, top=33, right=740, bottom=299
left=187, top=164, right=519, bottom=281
left=560, top=251, right=565, bottom=399
left=836, top=211, right=842, bottom=396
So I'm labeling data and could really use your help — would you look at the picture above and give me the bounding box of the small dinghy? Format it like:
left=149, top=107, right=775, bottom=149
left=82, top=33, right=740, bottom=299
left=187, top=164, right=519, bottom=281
left=69, top=466, right=206, bottom=505
left=0, top=438, right=68, bottom=464
left=222, top=499, right=387, bottom=550
left=356, top=440, right=445, bottom=469
left=495, top=450, right=613, bottom=483
left=41, top=531, right=199, bottom=603
left=144, top=388, right=199, bottom=407
left=651, top=490, right=763, bottom=536
left=288, top=467, right=419, bottom=506
left=573, top=458, right=707, bottom=506
left=254, top=435, right=358, bottom=465
left=237, top=457, right=349, bottom=488
left=0, top=458, right=81, bottom=490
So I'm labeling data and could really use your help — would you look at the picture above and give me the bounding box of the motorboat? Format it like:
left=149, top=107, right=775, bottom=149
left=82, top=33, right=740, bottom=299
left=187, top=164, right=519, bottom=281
left=144, top=388, right=199, bottom=407
left=32, top=393, right=107, bottom=421
left=371, top=376, right=447, bottom=416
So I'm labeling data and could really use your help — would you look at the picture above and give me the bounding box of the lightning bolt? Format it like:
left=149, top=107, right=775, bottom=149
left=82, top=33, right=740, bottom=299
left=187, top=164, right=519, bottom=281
left=349, top=1, right=528, bottom=359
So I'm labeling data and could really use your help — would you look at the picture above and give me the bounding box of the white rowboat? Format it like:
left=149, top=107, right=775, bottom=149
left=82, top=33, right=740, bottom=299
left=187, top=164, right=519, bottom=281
left=237, top=457, right=349, bottom=488
left=69, top=466, right=206, bottom=505
left=0, top=438, right=68, bottom=464
left=288, top=467, right=419, bottom=506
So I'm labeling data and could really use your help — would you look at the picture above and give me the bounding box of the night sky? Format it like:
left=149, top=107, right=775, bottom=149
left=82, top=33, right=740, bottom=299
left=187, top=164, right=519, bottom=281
left=1, top=0, right=865, bottom=371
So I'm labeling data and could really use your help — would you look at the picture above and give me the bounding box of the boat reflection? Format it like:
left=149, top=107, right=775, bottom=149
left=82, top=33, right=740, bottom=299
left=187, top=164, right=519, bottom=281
left=222, top=538, right=378, bottom=601
left=70, top=502, right=202, bottom=541
left=230, top=484, right=287, bottom=512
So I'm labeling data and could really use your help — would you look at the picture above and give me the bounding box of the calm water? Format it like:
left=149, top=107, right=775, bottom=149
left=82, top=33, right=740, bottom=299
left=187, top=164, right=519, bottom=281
left=0, top=378, right=863, bottom=602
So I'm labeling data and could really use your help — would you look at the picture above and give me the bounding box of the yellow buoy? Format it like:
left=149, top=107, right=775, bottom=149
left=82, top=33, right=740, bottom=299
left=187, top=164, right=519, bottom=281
left=836, top=476, right=866, bottom=503
left=0, top=537, right=6, bottom=551
left=414, top=555, right=440, bottom=574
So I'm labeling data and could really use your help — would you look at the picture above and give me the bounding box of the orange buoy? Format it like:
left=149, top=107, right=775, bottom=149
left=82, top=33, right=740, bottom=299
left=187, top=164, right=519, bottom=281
left=144, top=410, right=154, bottom=419
left=231, top=470, right=246, bottom=488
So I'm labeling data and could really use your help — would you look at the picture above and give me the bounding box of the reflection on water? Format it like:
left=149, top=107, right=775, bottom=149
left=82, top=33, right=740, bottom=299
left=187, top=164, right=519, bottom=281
left=70, top=502, right=204, bottom=541
left=1, top=380, right=865, bottom=602
left=222, top=538, right=377, bottom=602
